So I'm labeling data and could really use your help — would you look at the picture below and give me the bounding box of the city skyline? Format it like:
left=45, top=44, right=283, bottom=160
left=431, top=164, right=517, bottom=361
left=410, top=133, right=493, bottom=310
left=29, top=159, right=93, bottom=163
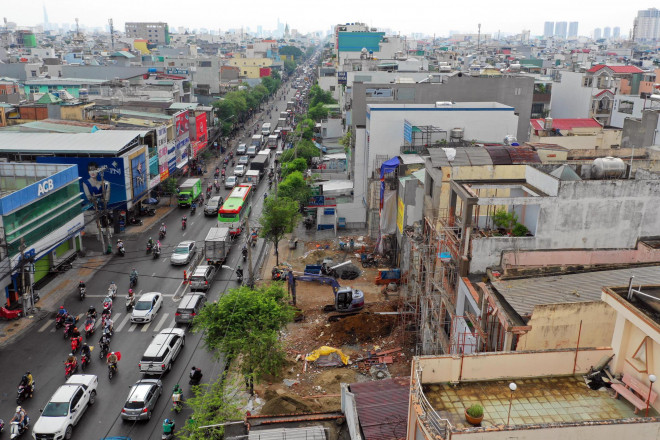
left=4, top=0, right=646, bottom=37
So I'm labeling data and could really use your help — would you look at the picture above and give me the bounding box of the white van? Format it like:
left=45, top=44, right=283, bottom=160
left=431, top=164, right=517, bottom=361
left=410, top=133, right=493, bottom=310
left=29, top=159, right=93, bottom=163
left=261, top=122, right=272, bottom=136
left=139, top=328, right=185, bottom=374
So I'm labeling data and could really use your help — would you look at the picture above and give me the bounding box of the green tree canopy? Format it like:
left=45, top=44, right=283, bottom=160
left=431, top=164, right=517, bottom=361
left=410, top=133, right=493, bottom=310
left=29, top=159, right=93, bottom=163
left=280, top=157, right=307, bottom=178
left=283, top=59, right=297, bottom=75
left=307, top=103, right=329, bottom=122
left=280, top=139, right=320, bottom=164
left=259, top=196, right=300, bottom=265
left=309, top=84, right=336, bottom=107
left=193, top=284, right=294, bottom=394
left=279, top=45, right=304, bottom=60
left=277, top=171, right=311, bottom=207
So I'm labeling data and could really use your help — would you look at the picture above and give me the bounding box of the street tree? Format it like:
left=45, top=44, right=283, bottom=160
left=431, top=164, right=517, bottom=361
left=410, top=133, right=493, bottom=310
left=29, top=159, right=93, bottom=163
left=309, top=84, right=336, bottom=107
left=307, top=103, right=329, bottom=122
left=177, top=377, right=241, bottom=440
left=277, top=171, right=311, bottom=207
left=283, top=59, right=297, bottom=75
left=280, top=157, right=307, bottom=178
left=279, top=45, right=304, bottom=60
left=162, top=177, right=178, bottom=206
left=259, top=196, right=300, bottom=265
left=193, top=284, right=295, bottom=395
left=280, top=139, right=320, bottom=164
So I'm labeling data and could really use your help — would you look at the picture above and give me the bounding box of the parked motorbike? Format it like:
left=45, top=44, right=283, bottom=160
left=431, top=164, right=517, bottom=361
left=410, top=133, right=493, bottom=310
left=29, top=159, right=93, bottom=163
left=64, top=359, right=78, bottom=379
left=79, top=286, right=86, bottom=301
left=128, top=216, right=143, bottom=226
left=9, top=417, right=29, bottom=439
left=16, top=382, right=34, bottom=404
left=140, top=206, right=156, bottom=217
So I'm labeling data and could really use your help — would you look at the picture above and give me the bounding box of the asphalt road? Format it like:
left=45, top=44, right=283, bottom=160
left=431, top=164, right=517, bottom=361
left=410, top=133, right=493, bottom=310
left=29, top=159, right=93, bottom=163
left=0, top=82, right=300, bottom=440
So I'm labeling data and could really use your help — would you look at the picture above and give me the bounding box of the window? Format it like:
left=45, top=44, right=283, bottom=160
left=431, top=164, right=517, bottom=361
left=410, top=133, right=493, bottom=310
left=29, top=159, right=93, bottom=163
left=29, top=85, right=40, bottom=94
left=583, top=77, right=593, bottom=87
left=514, top=87, right=522, bottom=95
left=31, top=70, right=37, bottom=77
left=619, top=100, right=634, bottom=114
left=70, top=389, right=84, bottom=409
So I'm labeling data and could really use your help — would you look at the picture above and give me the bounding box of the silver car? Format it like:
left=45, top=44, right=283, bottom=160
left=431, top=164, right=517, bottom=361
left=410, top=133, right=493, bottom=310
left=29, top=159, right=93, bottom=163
left=225, top=175, right=237, bottom=189
left=170, top=240, right=196, bottom=265
left=237, top=143, right=247, bottom=155
left=121, top=379, right=162, bottom=421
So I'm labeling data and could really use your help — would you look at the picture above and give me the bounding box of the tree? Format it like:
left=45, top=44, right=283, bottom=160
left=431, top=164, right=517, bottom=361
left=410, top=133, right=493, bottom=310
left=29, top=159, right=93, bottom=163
left=277, top=171, right=311, bottom=207
left=308, top=84, right=336, bottom=107
left=280, top=157, right=307, bottom=178
left=283, top=59, right=297, bottom=75
left=279, top=45, right=304, bottom=60
left=280, top=139, right=320, bottom=164
left=177, top=377, right=241, bottom=440
left=259, top=196, right=300, bottom=265
left=339, top=128, right=353, bottom=153
left=307, top=103, right=329, bottom=122
left=193, top=284, right=295, bottom=395
left=162, top=177, right=178, bottom=206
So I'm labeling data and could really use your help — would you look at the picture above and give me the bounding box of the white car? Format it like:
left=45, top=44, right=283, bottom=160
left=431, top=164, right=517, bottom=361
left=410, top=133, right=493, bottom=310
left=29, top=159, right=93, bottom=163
left=130, top=292, right=163, bottom=323
left=225, top=175, right=237, bottom=189
left=238, top=155, right=249, bottom=165
left=32, top=374, right=98, bottom=440
left=237, top=143, right=247, bottom=155
left=234, top=164, right=246, bottom=177
left=170, top=240, right=197, bottom=265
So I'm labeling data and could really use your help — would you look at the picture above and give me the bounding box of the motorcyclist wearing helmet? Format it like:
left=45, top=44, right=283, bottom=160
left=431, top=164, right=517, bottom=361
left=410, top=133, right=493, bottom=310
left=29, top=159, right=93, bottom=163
left=163, top=418, right=175, bottom=435
left=160, top=223, right=167, bottom=234
left=236, top=265, right=243, bottom=279
left=128, top=288, right=134, bottom=298
left=81, top=343, right=91, bottom=360
left=156, top=240, right=162, bottom=253
left=109, top=281, right=117, bottom=294
left=87, top=306, right=97, bottom=320
left=147, top=237, right=154, bottom=248
left=70, top=326, right=81, bottom=339
left=107, top=352, right=118, bottom=370
left=57, top=306, right=68, bottom=316
left=65, top=353, right=77, bottom=366
left=78, top=280, right=86, bottom=289
left=19, top=372, right=34, bottom=397
left=103, top=316, right=114, bottom=335
left=64, top=313, right=76, bottom=326
left=11, top=406, right=27, bottom=430
left=130, top=268, right=138, bottom=281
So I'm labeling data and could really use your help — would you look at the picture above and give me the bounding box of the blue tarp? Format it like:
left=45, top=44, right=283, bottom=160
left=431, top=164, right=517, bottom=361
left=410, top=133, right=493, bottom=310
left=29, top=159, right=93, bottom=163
left=379, top=157, right=400, bottom=211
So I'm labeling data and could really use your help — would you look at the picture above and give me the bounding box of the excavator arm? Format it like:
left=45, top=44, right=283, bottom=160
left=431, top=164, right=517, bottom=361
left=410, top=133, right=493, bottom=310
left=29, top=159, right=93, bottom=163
left=288, top=272, right=340, bottom=294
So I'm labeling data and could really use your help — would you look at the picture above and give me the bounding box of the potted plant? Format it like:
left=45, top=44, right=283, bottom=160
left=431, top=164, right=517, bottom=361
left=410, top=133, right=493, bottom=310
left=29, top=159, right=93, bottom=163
left=465, top=403, right=484, bottom=425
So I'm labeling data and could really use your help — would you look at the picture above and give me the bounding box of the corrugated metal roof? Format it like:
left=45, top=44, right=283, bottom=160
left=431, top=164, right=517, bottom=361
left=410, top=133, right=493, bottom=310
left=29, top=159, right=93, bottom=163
left=350, top=377, right=410, bottom=440
left=484, top=145, right=511, bottom=165
left=492, top=265, right=660, bottom=317
left=169, top=102, right=198, bottom=110
left=428, top=147, right=493, bottom=168
left=507, top=146, right=541, bottom=164
left=248, top=427, right=326, bottom=440
left=0, top=131, right=147, bottom=153
left=530, top=118, right=602, bottom=131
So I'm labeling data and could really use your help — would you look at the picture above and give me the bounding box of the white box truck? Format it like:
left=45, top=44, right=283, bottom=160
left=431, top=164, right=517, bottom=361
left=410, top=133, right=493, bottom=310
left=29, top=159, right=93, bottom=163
left=204, top=227, right=231, bottom=265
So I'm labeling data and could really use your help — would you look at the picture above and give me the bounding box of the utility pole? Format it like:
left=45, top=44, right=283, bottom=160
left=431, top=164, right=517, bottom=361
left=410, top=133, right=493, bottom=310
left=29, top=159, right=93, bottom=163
left=245, top=214, right=255, bottom=288
left=19, top=238, right=33, bottom=314
left=477, top=23, right=481, bottom=52
left=108, top=18, right=115, bottom=49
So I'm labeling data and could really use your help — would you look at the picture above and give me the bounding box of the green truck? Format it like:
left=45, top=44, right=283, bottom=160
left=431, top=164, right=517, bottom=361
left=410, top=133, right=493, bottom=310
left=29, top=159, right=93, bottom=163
left=178, top=178, right=202, bottom=207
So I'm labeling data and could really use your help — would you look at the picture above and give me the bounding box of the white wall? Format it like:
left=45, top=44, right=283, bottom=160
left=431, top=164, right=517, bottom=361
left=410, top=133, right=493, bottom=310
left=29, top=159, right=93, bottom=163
left=318, top=75, right=340, bottom=101
left=550, top=71, right=592, bottom=118
left=610, top=94, right=647, bottom=128
left=366, top=103, right=519, bottom=176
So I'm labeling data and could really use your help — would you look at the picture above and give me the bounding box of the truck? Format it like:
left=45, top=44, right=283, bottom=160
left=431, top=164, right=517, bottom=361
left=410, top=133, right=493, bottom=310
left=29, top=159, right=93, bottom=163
left=267, top=134, right=278, bottom=149
left=277, top=118, right=287, bottom=129
left=251, top=134, right=263, bottom=149
left=178, top=178, right=202, bottom=207
left=250, top=154, right=269, bottom=177
left=279, top=111, right=289, bottom=120
left=286, top=101, right=295, bottom=110
left=261, top=122, right=272, bottom=136
left=204, top=226, right=231, bottom=264
left=244, top=169, right=261, bottom=184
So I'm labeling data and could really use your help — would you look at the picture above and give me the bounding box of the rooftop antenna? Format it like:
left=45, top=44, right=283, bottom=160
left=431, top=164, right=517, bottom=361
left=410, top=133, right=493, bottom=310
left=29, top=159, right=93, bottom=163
left=108, top=18, right=114, bottom=49
left=477, top=23, right=481, bottom=51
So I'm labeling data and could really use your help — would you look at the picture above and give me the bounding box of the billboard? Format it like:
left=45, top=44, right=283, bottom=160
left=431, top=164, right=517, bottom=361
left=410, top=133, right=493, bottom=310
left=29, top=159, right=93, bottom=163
left=175, top=111, right=189, bottom=138
left=130, top=150, right=148, bottom=200
left=195, top=114, right=207, bottom=143
left=37, top=157, right=126, bottom=209
left=156, top=125, right=169, bottom=181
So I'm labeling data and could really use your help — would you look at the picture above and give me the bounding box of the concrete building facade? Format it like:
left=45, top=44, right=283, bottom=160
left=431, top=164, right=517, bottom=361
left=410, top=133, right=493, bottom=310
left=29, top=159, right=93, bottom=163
left=125, top=22, right=170, bottom=45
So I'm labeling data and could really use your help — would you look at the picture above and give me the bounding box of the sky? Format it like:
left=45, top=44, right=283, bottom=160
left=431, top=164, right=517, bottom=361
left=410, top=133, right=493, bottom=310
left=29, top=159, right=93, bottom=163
left=6, top=0, right=653, bottom=38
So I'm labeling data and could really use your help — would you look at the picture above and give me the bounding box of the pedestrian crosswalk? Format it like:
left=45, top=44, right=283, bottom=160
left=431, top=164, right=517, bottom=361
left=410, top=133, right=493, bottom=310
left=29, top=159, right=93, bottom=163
left=39, top=313, right=178, bottom=334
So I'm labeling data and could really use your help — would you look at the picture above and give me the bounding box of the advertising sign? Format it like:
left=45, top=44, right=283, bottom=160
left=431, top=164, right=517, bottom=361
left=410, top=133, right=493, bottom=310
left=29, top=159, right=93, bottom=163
left=397, top=196, right=405, bottom=233
left=157, top=125, right=169, bottom=181
left=167, top=140, right=177, bottom=174
left=175, top=111, right=189, bottom=139
left=37, top=157, right=126, bottom=209
left=130, top=151, right=148, bottom=200
left=195, top=114, right=207, bottom=143
left=337, top=71, right=347, bottom=85
left=403, top=120, right=412, bottom=144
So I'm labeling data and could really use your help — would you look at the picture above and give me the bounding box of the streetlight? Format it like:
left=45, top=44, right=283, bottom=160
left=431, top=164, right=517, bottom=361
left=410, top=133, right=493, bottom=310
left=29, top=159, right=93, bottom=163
left=506, top=382, right=517, bottom=426
left=646, top=374, right=657, bottom=417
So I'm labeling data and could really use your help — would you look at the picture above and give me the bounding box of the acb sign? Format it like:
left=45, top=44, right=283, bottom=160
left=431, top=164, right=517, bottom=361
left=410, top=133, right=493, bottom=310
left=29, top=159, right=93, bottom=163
left=37, top=178, right=54, bottom=196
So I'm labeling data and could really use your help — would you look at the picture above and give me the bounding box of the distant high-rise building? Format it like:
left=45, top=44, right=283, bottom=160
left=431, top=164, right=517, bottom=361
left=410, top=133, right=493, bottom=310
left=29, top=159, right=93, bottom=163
left=613, top=27, right=621, bottom=38
left=603, top=26, right=611, bottom=38
left=554, top=21, right=568, bottom=38
left=125, top=22, right=170, bottom=44
left=543, top=21, right=554, bottom=37
left=568, top=21, right=578, bottom=37
left=42, top=5, right=49, bottom=30
left=594, top=28, right=602, bottom=39
left=634, top=8, right=660, bottom=41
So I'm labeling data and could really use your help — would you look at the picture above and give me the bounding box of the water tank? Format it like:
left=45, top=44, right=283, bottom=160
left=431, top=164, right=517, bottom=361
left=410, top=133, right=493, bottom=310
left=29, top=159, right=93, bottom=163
left=148, top=67, right=157, bottom=73
left=450, top=128, right=464, bottom=140
left=649, top=94, right=660, bottom=102
left=509, top=63, right=521, bottom=72
left=591, top=157, right=626, bottom=179
left=543, top=117, right=553, bottom=129
left=503, top=135, right=518, bottom=145
left=78, top=88, right=88, bottom=102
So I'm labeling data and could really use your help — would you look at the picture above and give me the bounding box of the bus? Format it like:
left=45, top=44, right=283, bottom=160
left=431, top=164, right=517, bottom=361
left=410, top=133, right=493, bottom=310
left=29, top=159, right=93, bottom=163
left=217, top=184, right=253, bottom=237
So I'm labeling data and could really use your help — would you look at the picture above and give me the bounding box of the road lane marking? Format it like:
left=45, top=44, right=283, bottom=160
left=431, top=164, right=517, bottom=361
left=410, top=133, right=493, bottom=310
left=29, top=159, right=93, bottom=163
left=39, top=320, right=52, bottom=333
left=141, top=321, right=153, bottom=332
left=128, top=323, right=137, bottom=332
left=167, top=317, right=176, bottom=329
left=116, top=315, right=131, bottom=332
left=154, top=314, right=169, bottom=332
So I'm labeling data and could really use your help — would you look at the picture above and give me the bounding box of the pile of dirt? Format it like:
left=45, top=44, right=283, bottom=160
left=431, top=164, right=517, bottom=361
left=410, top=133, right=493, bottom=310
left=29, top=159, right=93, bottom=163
left=316, top=313, right=397, bottom=345
left=261, top=394, right=313, bottom=415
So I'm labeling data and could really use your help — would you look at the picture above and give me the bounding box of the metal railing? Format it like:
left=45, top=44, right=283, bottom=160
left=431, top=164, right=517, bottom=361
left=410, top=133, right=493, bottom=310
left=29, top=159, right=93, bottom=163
left=413, top=366, right=452, bottom=439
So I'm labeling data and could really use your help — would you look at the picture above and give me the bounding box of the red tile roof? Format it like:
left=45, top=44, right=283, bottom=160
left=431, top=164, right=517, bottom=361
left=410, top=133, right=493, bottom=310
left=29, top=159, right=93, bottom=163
left=530, top=118, right=602, bottom=131
left=587, top=65, right=644, bottom=74
left=350, top=377, right=410, bottom=440
left=594, top=89, right=614, bottom=98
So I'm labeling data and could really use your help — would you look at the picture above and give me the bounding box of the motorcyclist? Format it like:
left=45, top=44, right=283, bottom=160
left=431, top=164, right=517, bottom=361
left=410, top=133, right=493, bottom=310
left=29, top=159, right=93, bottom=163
left=130, top=268, right=138, bottom=281
left=78, top=280, right=86, bottom=290
left=236, top=265, right=244, bottom=280
left=87, top=305, right=97, bottom=320
left=128, top=288, right=134, bottom=298
left=103, top=316, right=114, bottom=335
left=191, top=201, right=197, bottom=211
left=107, top=351, right=119, bottom=370
left=117, top=239, right=124, bottom=251
left=156, top=240, right=162, bottom=253
left=65, top=353, right=77, bottom=368
left=57, top=306, right=68, bottom=316
left=99, top=333, right=111, bottom=353
left=147, top=237, right=154, bottom=249
left=160, top=223, right=167, bottom=234
left=81, top=343, right=91, bottom=360
left=109, top=281, right=117, bottom=295
left=64, top=313, right=76, bottom=327
left=242, top=244, right=248, bottom=258
left=70, top=326, right=81, bottom=339
left=163, top=418, right=175, bottom=436
left=19, top=372, right=34, bottom=397
left=189, top=366, right=203, bottom=383
left=11, top=406, right=27, bottom=430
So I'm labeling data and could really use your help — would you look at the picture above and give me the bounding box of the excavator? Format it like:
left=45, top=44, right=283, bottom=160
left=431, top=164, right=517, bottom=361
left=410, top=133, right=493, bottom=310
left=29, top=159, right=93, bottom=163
left=287, top=271, right=364, bottom=321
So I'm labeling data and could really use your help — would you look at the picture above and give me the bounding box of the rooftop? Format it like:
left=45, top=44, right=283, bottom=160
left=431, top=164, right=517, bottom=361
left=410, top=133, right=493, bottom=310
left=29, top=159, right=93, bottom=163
left=587, top=65, right=644, bottom=74
left=424, top=375, right=641, bottom=430
left=23, top=77, right=109, bottom=85
left=0, top=131, right=147, bottom=154
left=350, top=377, right=410, bottom=440
left=607, top=285, right=660, bottom=329
left=530, top=118, right=602, bottom=131
left=491, top=265, right=660, bottom=318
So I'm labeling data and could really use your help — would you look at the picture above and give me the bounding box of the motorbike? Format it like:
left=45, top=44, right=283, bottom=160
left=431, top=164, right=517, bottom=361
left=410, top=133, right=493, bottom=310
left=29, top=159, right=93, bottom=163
left=215, top=184, right=220, bottom=194
left=236, top=271, right=243, bottom=285
left=16, top=382, right=34, bottom=404
left=9, top=417, right=29, bottom=439
left=206, top=187, right=212, bottom=198
left=117, top=245, right=125, bottom=256
left=153, top=246, right=161, bottom=259
left=162, top=422, right=176, bottom=440
left=303, top=217, right=314, bottom=230
left=242, top=247, right=247, bottom=262
left=70, top=336, right=82, bottom=353
left=99, top=339, right=110, bottom=359
left=146, top=242, right=153, bottom=254
left=128, top=216, right=143, bottom=226
left=108, top=363, right=118, bottom=380
left=65, top=359, right=78, bottom=379
left=55, top=313, right=67, bottom=329
left=126, top=294, right=136, bottom=311
left=63, top=320, right=77, bottom=339
left=103, top=296, right=113, bottom=312
left=182, top=217, right=187, bottom=230
left=172, top=393, right=183, bottom=413
left=231, top=159, right=236, bottom=167
left=189, top=369, right=203, bottom=385
left=159, top=230, right=166, bottom=240
left=268, top=179, right=273, bottom=189
left=81, top=352, right=90, bottom=371
left=84, top=317, right=96, bottom=338
left=79, top=286, right=86, bottom=301
left=108, top=284, right=117, bottom=299
left=129, top=274, right=138, bottom=289
left=190, top=205, right=197, bottom=215
left=140, top=206, right=156, bottom=217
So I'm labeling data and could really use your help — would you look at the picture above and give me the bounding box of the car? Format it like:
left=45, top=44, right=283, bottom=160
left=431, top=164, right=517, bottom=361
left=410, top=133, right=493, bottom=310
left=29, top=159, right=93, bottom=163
left=247, top=146, right=257, bottom=157
left=204, top=195, right=224, bottom=216
left=120, top=379, right=162, bottom=421
left=170, top=240, right=197, bottom=266
left=238, top=155, right=249, bottom=165
left=130, top=292, right=163, bottom=323
left=225, top=175, right=237, bottom=189
left=234, top=164, right=246, bottom=177
left=139, top=328, right=186, bottom=374
left=33, top=374, right=98, bottom=440
left=237, top=143, right=247, bottom=155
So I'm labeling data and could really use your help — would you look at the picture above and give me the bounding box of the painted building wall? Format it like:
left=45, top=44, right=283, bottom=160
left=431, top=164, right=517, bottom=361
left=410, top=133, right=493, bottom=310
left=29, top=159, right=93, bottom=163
left=529, top=130, right=622, bottom=149
left=549, top=71, right=593, bottom=119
